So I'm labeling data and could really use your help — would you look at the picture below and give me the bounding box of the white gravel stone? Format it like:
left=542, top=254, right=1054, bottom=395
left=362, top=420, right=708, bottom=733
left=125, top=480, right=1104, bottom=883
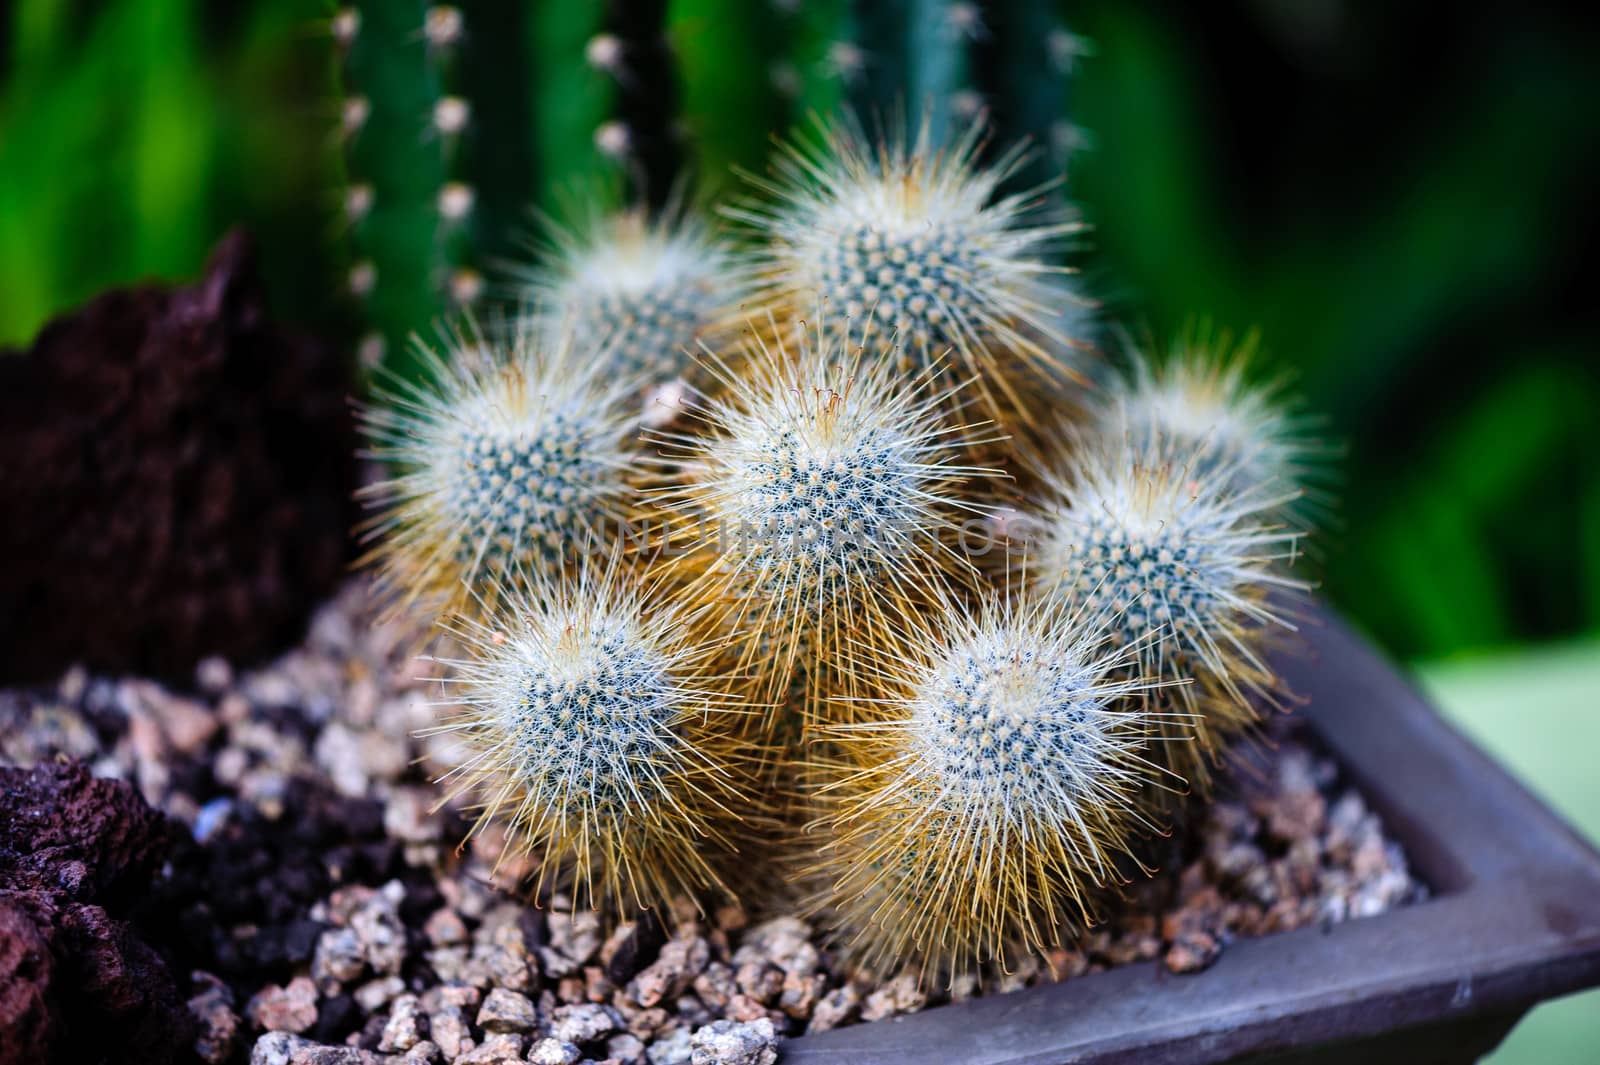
left=688, top=1018, right=779, bottom=1065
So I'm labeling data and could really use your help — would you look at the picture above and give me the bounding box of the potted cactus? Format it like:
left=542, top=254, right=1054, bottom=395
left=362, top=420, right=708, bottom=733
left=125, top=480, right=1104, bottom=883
left=6, top=7, right=1594, bottom=1065
left=327, top=5, right=1600, bottom=1064
left=325, top=9, right=1600, bottom=1065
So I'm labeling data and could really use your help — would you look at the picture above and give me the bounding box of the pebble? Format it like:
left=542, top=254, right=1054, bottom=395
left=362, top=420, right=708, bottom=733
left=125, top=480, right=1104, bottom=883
left=428, top=1005, right=471, bottom=1060
left=607, top=1032, right=649, bottom=1065
left=189, top=975, right=242, bottom=1064
left=248, top=976, right=320, bottom=1034
left=356, top=975, right=406, bottom=1013
left=689, top=1019, right=779, bottom=1065
left=550, top=1002, right=624, bottom=1045
left=454, top=1033, right=526, bottom=1063
left=404, top=1042, right=441, bottom=1065
left=377, top=994, right=424, bottom=1053
left=313, top=926, right=367, bottom=988
left=860, top=971, right=926, bottom=1021
left=249, top=1032, right=390, bottom=1065
left=645, top=1028, right=694, bottom=1065
left=529, top=1038, right=584, bottom=1065
left=807, top=985, right=859, bottom=1033
left=544, top=910, right=603, bottom=976
left=475, top=988, right=537, bottom=1033
left=630, top=937, right=710, bottom=1008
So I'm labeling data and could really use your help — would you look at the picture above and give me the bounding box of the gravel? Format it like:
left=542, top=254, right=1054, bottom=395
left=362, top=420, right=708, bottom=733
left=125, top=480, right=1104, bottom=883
left=0, top=578, right=1427, bottom=1064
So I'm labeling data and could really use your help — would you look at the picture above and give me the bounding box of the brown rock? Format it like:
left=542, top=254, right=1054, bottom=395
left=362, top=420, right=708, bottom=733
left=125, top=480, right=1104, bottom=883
left=248, top=976, right=320, bottom=1034
left=0, top=229, right=356, bottom=682
left=0, top=762, right=192, bottom=1065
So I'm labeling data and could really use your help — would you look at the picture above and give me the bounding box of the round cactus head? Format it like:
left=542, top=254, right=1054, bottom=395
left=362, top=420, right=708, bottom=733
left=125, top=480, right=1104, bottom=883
left=648, top=315, right=1002, bottom=712
left=1027, top=436, right=1308, bottom=786
left=429, top=556, right=755, bottom=911
left=517, top=203, right=745, bottom=382
left=359, top=322, right=642, bottom=613
left=730, top=116, right=1092, bottom=409
left=1092, top=329, right=1322, bottom=525
left=812, top=591, right=1179, bottom=976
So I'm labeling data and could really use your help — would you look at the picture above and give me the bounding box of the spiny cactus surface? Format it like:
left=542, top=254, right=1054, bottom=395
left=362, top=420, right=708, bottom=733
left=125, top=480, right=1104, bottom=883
left=359, top=323, right=642, bottom=613
left=1092, top=332, right=1325, bottom=528
left=429, top=558, right=756, bottom=910
left=647, top=315, right=1001, bottom=716
left=729, top=116, right=1092, bottom=418
left=515, top=203, right=746, bottom=382
left=812, top=591, right=1180, bottom=975
left=1028, top=436, right=1307, bottom=787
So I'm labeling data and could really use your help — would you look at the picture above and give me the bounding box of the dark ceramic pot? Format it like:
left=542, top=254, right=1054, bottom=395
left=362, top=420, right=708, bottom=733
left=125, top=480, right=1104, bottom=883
left=784, top=611, right=1600, bottom=1064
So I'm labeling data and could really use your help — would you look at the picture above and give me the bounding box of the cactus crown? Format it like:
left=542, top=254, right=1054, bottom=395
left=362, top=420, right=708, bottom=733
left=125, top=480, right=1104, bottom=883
left=1095, top=332, right=1316, bottom=515
left=360, top=324, right=641, bottom=609
left=730, top=117, right=1087, bottom=384
left=430, top=558, right=753, bottom=909
left=517, top=203, right=746, bottom=381
left=651, top=316, right=999, bottom=631
left=813, top=591, right=1179, bottom=975
left=1030, top=438, right=1303, bottom=677
left=907, top=622, right=1150, bottom=808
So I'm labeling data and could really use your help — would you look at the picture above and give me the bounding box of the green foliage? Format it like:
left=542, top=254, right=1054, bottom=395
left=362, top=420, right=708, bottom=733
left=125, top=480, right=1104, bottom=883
left=0, top=0, right=332, bottom=346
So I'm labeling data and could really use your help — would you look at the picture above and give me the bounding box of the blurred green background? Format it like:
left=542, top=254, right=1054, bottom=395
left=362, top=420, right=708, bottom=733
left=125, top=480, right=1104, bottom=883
left=1, top=0, right=1596, bottom=1060
left=2, top=0, right=1593, bottom=662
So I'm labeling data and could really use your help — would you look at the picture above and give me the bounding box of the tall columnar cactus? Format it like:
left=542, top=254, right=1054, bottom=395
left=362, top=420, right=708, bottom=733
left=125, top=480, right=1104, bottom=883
left=329, top=2, right=1096, bottom=379
left=330, top=2, right=673, bottom=377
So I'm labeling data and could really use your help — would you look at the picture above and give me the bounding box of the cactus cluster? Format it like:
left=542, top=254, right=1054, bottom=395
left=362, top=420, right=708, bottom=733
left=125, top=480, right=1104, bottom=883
left=348, top=8, right=1325, bottom=986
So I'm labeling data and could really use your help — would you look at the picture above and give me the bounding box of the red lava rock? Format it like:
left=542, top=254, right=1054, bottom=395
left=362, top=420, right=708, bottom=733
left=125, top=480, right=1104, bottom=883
left=0, top=760, right=171, bottom=899
left=0, top=895, right=55, bottom=1064
left=0, top=762, right=192, bottom=1065
left=0, top=229, right=356, bottom=683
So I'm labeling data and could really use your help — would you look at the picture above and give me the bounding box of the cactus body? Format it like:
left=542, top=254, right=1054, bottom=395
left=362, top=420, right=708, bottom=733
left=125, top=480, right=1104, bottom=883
left=648, top=314, right=1001, bottom=723
left=516, top=204, right=747, bottom=383
left=1090, top=332, right=1324, bottom=529
left=729, top=117, right=1092, bottom=427
left=1027, top=437, right=1307, bottom=789
left=811, top=591, right=1179, bottom=976
left=430, top=558, right=756, bottom=910
left=359, top=324, right=642, bottom=614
